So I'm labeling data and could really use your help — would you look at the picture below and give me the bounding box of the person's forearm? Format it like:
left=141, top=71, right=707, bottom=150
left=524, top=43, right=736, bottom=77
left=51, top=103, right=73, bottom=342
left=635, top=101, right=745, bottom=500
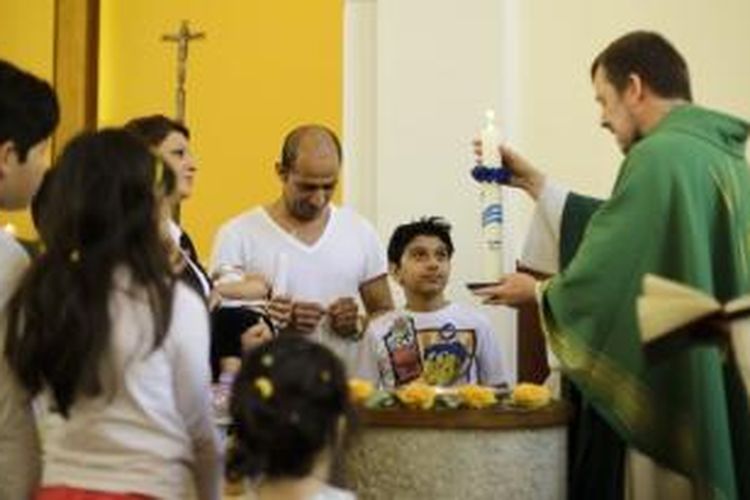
left=522, top=172, right=547, bottom=201
left=214, top=279, right=269, bottom=301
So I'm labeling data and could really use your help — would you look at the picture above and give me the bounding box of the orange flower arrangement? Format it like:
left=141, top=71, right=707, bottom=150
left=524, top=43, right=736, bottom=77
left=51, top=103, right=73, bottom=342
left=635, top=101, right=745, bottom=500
left=348, top=378, right=375, bottom=405
left=456, top=384, right=497, bottom=409
left=511, top=383, right=551, bottom=408
left=395, top=382, right=436, bottom=410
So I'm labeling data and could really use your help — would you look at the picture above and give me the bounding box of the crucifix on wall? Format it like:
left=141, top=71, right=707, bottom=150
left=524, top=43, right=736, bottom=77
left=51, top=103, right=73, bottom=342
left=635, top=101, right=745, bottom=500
left=161, top=20, right=205, bottom=123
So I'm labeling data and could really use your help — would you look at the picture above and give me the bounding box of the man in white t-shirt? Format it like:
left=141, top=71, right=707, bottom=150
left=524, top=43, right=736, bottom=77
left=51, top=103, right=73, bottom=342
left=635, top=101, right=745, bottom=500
left=0, top=58, right=59, bottom=499
left=357, top=217, right=508, bottom=388
left=211, top=125, right=393, bottom=370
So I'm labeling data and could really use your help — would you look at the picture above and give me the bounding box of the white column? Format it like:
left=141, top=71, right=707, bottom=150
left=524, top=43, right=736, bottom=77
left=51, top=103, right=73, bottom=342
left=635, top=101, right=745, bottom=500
left=343, top=0, right=520, bottom=382
left=343, top=0, right=378, bottom=224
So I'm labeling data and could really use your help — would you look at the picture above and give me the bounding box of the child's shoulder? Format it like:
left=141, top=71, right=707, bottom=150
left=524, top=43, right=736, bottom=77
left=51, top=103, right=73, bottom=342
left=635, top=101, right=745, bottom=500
left=365, top=309, right=403, bottom=334
left=443, top=302, right=493, bottom=328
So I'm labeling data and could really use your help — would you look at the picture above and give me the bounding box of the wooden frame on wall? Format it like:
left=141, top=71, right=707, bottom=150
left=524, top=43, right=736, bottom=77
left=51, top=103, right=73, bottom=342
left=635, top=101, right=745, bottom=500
left=52, top=0, right=99, bottom=157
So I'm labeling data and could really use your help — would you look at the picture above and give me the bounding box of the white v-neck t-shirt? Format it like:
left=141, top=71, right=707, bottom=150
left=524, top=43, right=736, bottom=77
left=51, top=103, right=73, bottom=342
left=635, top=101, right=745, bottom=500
left=210, top=205, right=387, bottom=370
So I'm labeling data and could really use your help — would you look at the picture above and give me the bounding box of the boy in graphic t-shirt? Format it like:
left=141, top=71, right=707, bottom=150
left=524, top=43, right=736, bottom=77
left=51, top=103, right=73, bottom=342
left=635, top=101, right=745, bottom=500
left=357, top=217, right=508, bottom=388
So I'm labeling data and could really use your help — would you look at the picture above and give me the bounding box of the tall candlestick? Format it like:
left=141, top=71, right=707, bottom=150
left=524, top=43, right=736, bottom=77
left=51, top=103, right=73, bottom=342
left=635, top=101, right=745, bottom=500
left=479, top=109, right=504, bottom=281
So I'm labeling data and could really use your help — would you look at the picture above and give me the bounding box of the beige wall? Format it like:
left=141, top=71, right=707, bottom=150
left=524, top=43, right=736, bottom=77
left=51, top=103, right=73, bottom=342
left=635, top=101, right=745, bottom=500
left=516, top=0, right=750, bottom=201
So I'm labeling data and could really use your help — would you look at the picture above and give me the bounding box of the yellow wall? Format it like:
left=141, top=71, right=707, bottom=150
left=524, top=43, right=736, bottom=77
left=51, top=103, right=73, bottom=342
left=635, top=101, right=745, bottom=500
left=98, top=0, right=343, bottom=258
left=0, top=0, right=55, bottom=239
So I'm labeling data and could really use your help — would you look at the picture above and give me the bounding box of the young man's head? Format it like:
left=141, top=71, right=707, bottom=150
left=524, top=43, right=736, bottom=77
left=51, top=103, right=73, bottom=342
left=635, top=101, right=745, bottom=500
left=276, top=125, right=341, bottom=222
left=590, top=31, right=691, bottom=153
left=0, top=60, right=59, bottom=211
left=388, top=217, right=454, bottom=299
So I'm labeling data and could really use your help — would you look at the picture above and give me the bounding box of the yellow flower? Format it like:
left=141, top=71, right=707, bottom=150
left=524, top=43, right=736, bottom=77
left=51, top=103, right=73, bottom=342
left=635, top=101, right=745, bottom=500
left=254, top=377, right=274, bottom=399
left=395, top=382, right=436, bottom=410
left=348, top=378, right=375, bottom=405
left=512, top=383, right=551, bottom=408
left=457, top=384, right=497, bottom=409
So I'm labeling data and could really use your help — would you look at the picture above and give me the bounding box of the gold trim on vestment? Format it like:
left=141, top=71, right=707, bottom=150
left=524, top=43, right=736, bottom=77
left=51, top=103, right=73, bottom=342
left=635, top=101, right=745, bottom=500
left=537, top=279, right=697, bottom=478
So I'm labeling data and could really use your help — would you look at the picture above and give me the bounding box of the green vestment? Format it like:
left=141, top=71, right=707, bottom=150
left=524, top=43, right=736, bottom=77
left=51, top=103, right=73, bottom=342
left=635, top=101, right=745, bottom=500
left=543, top=105, right=750, bottom=499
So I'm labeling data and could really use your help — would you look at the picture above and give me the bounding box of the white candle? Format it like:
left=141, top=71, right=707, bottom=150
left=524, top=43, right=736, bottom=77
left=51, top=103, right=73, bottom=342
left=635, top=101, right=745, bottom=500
left=481, top=185, right=504, bottom=281
left=273, top=252, right=289, bottom=296
left=478, top=109, right=504, bottom=281
left=480, top=109, right=502, bottom=167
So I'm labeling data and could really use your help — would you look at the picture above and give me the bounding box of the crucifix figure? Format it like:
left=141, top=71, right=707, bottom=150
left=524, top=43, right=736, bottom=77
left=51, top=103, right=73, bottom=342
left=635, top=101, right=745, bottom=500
left=161, top=20, right=205, bottom=123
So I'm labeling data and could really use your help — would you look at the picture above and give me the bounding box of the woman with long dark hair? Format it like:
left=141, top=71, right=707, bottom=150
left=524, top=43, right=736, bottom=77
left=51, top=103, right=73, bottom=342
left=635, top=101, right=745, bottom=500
left=5, top=129, right=221, bottom=499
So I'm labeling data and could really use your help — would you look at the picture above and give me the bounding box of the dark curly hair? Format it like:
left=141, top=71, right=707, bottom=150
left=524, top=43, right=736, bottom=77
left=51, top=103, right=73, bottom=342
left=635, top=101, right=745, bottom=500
left=124, top=114, right=190, bottom=147
left=227, top=336, right=353, bottom=481
left=387, top=216, right=454, bottom=267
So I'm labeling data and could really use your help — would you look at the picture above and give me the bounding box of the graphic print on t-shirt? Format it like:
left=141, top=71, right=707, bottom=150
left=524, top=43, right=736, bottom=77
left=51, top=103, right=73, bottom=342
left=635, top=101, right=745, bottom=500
left=417, top=323, right=477, bottom=386
left=383, top=316, right=422, bottom=385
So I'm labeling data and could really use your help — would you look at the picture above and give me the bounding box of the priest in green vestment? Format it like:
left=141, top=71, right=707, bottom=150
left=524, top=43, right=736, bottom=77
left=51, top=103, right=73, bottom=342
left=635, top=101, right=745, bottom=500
left=473, top=31, right=750, bottom=500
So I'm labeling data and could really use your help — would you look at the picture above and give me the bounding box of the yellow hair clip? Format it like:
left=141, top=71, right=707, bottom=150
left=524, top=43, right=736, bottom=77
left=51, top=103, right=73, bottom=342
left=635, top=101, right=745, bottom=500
left=154, top=157, right=165, bottom=188
left=69, top=249, right=80, bottom=263
left=254, top=377, right=273, bottom=399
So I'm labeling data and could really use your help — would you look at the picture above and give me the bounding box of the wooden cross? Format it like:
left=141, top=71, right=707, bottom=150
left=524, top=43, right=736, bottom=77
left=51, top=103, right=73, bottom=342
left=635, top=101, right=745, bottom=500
left=161, top=20, right=205, bottom=123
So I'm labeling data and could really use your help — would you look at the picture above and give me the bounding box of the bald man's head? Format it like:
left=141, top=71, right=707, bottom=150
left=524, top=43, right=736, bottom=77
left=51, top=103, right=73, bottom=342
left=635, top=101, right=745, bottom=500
left=279, top=124, right=342, bottom=173
left=276, top=125, right=342, bottom=222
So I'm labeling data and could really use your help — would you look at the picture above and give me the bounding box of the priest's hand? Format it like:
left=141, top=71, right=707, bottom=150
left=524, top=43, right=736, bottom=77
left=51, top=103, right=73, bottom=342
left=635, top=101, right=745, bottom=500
left=471, top=140, right=546, bottom=200
left=471, top=272, right=538, bottom=307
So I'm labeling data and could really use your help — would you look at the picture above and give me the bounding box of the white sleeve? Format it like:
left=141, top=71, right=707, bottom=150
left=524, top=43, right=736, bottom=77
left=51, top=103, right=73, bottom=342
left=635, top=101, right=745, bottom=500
left=475, top=313, right=509, bottom=387
left=357, top=217, right=388, bottom=283
left=0, top=354, right=40, bottom=499
left=519, top=181, right=569, bottom=274
left=209, top=221, right=249, bottom=276
left=0, top=239, right=38, bottom=498
left=169, top=286, right=222, bottom=500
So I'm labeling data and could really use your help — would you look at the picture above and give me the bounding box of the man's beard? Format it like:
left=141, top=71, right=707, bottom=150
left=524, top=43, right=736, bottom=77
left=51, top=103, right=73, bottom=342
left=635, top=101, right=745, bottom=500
left=290, top=201, right=322, bottom=221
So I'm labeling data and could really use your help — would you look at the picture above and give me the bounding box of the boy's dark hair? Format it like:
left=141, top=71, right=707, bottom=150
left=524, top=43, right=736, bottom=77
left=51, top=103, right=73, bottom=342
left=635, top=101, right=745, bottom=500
left=0, top=59, right=59, bottom=161
left=591, top=31, right=692, bottom=102
left=6, top=129, right=175, bottom=417
left=227, top=336, right=352, bottom=481
left=124, top=114, right=190, bottom=148
left=388, top=216, right=454, bottom=266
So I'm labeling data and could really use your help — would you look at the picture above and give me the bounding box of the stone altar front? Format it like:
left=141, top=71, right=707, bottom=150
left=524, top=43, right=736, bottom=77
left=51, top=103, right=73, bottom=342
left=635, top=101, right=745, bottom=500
left=344, top=401, right=570, bottom=500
